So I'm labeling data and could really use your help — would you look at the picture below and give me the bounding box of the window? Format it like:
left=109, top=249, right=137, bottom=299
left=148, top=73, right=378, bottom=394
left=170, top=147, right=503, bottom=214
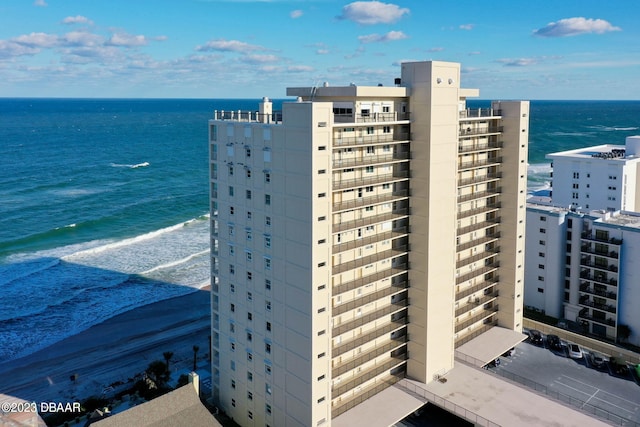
left=247, top=411, right=253, bottom=420
left=318, top=397, right=326, bottom=403
left=247, top=271, right=252, bottom=281
left=265, top=364, right=272, bottom=375
left=230, top=303, right=235, bottom=312
left=365, top=166, right=374, bottom=173
left=231, top=361, right=236, bottom=371
left=229, top=264, right=235, bottom=274
left=246, top=231, right=252, bottom=241
left=318, top=374, right=325, bottom=381
left=229, top=186, right=234, bottom=196
left=366, top=146, right=375, bottom=153
left=247, top=211, right=252, bottom=220
left=265, top=342, right=271, bottom=353
left=246, top=169, right=251, bottom=178
left=247, top=350, right=253, bottom=359
left=266, top=301, right=271, bottom=311
left=265, top=236, right=271, bottom=248
left=230, top=283, right=235, bottom=293
left=246, top=251, right=252, bottom=261
left=230, top=206, right=235, bottom=215
left=538, top=264, right=545, bottom=269
left=231, top=379, right=236, bottom=389
left=318, top=352, right=326, bottom=358
left=247, top=371, right=253, bottom=381
left=539, top=240, right=546, bottom=245
left=265, top=216, right=271, bottom=226
left=266, top=321, right=271, bottom=332
left=539, top=228, right=546, bottom=234
left=265, top=173, right=271, bottom=183
left=540, top=216, right=546, bottom=221
left=246, top=148, right=251, bottom=158
left=266, top=404, right=272, bottom=415
left=247, top=291, right=253, bottom=301
left=265, top=257, right=272, bottom=270
left=228, top=166, right=234, bottom=176
left=365, top=206, right=374, bottom=212
left=229, top=225, right=234, bottom=236
left=538, top=252, right=545, bottom=257
left=229, top=245, right=235, bottom=255
left=265, top=194, right=271, bottom=205
left=318, top=239, right=326, bottom=244
left=537, top=287, right=544, bottom=293
left=248, top=312, right=252, bottom=321
left=230, top=325, right=235, bottom=334
left=246, top=190, right=252, bottom=200
left=383, top=126, right=391, bottom=133
left=538, top=277, right=544, bottom=282
left=318, top=169, right=326, bottom=174
left=265, top=279, right=271, bottom=290
left=231, top=398, right=236, bottom=407
left=247, top=391, right=253, bottom=401
left=265, top=383, right=272, bottom=395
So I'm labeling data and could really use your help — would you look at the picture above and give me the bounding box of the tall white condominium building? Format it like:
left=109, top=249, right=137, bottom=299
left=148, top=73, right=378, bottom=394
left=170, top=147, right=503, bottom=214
left=525, top=205, right=640, bottom=346
left=546, top=136, right=640, bottom=212
left=208, top=61, right=529, bottom=427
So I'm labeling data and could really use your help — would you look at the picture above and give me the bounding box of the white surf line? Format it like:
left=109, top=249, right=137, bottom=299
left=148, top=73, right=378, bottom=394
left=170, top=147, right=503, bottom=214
left=561, top=374, right=640, bottom=407
left=553, top=379, right=635, bottom=416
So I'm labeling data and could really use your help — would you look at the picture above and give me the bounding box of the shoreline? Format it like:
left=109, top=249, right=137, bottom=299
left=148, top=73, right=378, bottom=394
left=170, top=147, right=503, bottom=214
left=0, top=287, right=211, bottom=404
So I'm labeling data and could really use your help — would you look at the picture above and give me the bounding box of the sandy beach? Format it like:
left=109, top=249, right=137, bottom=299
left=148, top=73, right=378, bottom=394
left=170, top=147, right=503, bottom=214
left=0, top=288, right=211, bottom=406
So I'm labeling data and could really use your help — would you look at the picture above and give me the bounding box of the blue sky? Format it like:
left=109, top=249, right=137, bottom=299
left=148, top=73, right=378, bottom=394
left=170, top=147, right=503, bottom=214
left=1, top=0, right=638, bottom=99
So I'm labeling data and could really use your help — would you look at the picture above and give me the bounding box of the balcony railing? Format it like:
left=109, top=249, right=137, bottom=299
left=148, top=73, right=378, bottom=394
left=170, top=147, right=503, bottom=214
left=333, top=132, right=410, bottom=147
left=459, top=127, right=503, bottom=138
left=333, top=280, right=409, bottom=316
left=334, top=112, right=410, bottom=123
left=332, top=335, right=407, bottom=377
left=332, top=354, right=407, bottom=397
left=332, top=209, right=409, bottom=233
left=579, top=258, right=619, bottom=272
left=333, top=265, right=407, bottom=296
left=332, top=298, right=408, bottom=336
left=332, top=245, right=408, bottom=275
left=579, top=271, right=618, bottom=287
left=332, top=170, right=409, bottom=191
left=333, top=152, right=410, bottom=169
left=581, top=232, right=623, bottom=245
left=331, top=373, right=404, bottom=418
left=332, top=318, right=407, bottom=357
left=459, top=108, right=501, bottom=119
left=455, top=291, right=499, bottom=317
left=456, top=276, right=499, bottom=300
left=213, top=110, right=282, bottom=124
left=580, top=245, right=619, bottom=259
left=457, top=188, right=501, bottom=204
left=456, top=217, right=500, bottom=236
left=458, top=157, right=502, bottom=171
left=333, top=227, right=408, bottom=254
left=455, top=305, right=499, bottom=333
left=579, top=283, right=617, bottom=300
left=458, top=140, right=503, bottom=152
left=332, top=190, right=409, bottom=213
left=578, top=311, right=616, bottom=327
left=456, top=247, right=500, bottom=269
left=456, top=232, right=500, bottom=252
left=457, top=172, right=502, bottom=188
left=456, top=262, right=499, bottom=285
left=457, top=203, right=501, bottom=220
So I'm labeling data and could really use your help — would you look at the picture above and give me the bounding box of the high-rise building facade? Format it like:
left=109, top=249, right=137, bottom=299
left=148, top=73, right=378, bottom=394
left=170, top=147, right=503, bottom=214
left=208, top=61, right=529, bottom=427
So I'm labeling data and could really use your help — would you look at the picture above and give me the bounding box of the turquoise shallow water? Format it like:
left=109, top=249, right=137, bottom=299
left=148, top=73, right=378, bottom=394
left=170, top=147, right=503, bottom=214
left=0, top=98, right=638, bottom=361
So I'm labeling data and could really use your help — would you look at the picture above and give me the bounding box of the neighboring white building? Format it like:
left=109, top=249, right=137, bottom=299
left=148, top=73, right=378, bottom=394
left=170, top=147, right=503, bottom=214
left=525, top=204, right=640, bottom=346
left=546, top=136, right=640, bottom=212
left=209, top=61, right=529, bottom=427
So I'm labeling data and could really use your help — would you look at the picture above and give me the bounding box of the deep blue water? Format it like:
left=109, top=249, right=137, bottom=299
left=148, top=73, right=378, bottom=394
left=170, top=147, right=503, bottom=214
left=0, top=98, right=638, bottom=362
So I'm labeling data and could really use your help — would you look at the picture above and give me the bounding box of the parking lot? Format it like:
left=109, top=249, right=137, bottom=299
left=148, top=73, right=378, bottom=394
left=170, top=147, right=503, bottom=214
left=489, top=330, right=640, bottom=425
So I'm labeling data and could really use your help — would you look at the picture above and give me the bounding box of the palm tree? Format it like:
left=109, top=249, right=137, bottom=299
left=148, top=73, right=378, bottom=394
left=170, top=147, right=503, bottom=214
left=192, top=345, right=200, bottom=371
left=163, top=351, right=174, bottom=375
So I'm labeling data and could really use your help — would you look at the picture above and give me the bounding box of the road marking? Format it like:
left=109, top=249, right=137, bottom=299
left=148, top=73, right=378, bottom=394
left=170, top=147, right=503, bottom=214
left=561, top=375, right=640, bottom=406
left=553, top=379, right=635, bottom=416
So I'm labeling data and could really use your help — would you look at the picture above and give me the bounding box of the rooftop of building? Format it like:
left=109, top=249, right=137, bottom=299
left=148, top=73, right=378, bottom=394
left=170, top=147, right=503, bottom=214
left=527, top=201, right=640, bottom=229
left=546, top=136, right=640, bottom=163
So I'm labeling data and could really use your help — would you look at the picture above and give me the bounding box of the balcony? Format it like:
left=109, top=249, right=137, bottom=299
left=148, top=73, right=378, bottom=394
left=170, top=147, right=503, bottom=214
left=456, top=276, right=499, bottom=300
left=333, top=209, right=409, bottom=233
left=579, top=258, right=619, bottom=272
left=331, top=372, right=404, bottom=418
left=578, top=297, right=617, bottom=314
left=456, top=217, right=500, bottom=236
left=332, top=297, right=408, bottom=336
left=332, top=354, right=407, bottom=397
left=333, top=265, right=407, bottom=296
left=213, top=109, right=282, bottom=124
left=581, top=232, right=623, bottom=245
left=458, top=140, right=503, bottom=152
left=332, top=246, right=408, bottom=275
left=332, top=335, right=407, bottom=377
left=456, top=232, right=500, bottom=252
left=579, top=270, right=617, bottom=287
left=578, top=310, right=615, bottom=327
left=579, top=282, right=617, bottom=300
left=456, top=261, right=499, bottom=285
left=333, top=152, right=410, bottom=169
left=580, top=245, right=619, bottom=259
left=457, top=203, right=501, bottom=220
left=455, top=305, right=499, bottom=333
left=456, top=247, right=499, bottom=270
left=333, top=227, right=408, bottom=254
left=455, top=291, right=499, bottom=317
left=334, top=112, right=411, bottom=124
left=333, top=171, right=409, bottom=191
left=332, top=317, right=407, bottom=357
left=459, top=108, right=501, bottom=119
left=332, top=190, right=409, bottom=213
left=457, top=172, right=501, bottom=188
left=333, top=132, right=409, bottom=148
left=458, top=156, right=502, bottom=171
left=457, top=188, right=501, bottom=204
left=333, top=280, right=409, bottom=316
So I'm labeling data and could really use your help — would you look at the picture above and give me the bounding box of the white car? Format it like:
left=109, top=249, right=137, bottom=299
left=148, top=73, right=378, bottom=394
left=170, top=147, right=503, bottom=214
left=568, top=343, right=583, bottom=359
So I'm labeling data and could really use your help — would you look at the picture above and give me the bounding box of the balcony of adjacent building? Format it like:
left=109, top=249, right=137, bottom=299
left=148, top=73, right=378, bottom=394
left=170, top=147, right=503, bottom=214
left=457, top=171, right=502, bottom=188
left=455, top=303, right=499, bottom=333
left=334, top=111, right=411, bottom=124
left=579, top=269, right=618, bottom=287
left=580, top=243, right=619, bottom=259
left=332, top=168, right=409, bottom=191
left=332, top=151, right=410, bottom=169
left=578, top=308, right=616, bottom=327
left=332, top=187, right=410, bottom=213
left=332, top=201, right=410, bottom=233
left=457, top=139, right=503, bottom=153
left=579, top=282, right=617, bottom=301
left=456, top=275, right=499, bottom=300
left=455, top=289, right=499, bottom=317
left=213, top=109, right=283, bottom=124
left=581, top=231, right=623, bottom=246
left=459, top=108, right=502, bottom=119
left=333, top=223, right=408, bottom=255
left=458, top=156, right=502, bottom=171
left=579, top=256, right=619, bottom=273
left=332, top=311, right=407, bottom=357
left=332, top=333, right=407, bottom=378
left=578, top=295, right=617, bottom=314
left=332, top=263, right=408, bottom=296
left=333, top=131, right=410, bottom=148
left=332, top=291, right=409, bottom=336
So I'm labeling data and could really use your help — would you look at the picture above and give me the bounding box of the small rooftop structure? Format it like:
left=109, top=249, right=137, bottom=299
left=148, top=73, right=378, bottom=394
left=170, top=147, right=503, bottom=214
left=546, top=136, right=640, bottom=163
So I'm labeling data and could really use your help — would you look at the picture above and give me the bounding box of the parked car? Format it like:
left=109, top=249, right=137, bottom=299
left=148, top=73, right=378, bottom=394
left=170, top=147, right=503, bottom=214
left=502, top=347, right=515, bottom=357
left=568, top=343, right=583, bottom=359
left=610, top=357, right=630, bottom=377
left=529, top=330, right=543, bottom=346
left=546, top=334, right=562, bottom=351
left=589, top=353, right=608, bottom=369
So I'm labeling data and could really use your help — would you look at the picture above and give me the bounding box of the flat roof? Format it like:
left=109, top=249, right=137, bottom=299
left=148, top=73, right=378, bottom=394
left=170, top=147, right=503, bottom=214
left=546, top=144, right=640, bottom=163
left=287, top=85, right=407, bottom=99
left=455, top=326, right=527, bottom=367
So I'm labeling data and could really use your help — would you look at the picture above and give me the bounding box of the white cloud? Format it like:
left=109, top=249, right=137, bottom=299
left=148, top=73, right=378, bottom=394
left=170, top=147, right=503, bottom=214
left=108, top=33, right=148, bottom=47
left=196, top=39, right=267, bottom=53
left=33, top=0, right=47, bottom=7
left=358, top=30, right=407, bottom=44
left=13, top=32, right=58, bottom=48
left=533, top=17, right=621, bottom=37
left=61, top=31, right=104, bottom=47
left=62, top=16, right=94, bottom=25
left=338, top=1, right=409, bottom=25
left=497, top=58, right=538, bottom=67
left=459, top=24, right=474, bottom=31
left=317, top=49, right=329, bottom=55
left=240, top=54, right=280, bottom=64
left=290, top=10, right=303, bottom=19
left=427, top=47, right=444, bottom=52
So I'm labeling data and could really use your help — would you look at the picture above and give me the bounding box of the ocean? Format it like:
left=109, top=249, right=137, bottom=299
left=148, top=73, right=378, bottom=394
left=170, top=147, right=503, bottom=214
left=1, top=98, right=639, bottom=363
